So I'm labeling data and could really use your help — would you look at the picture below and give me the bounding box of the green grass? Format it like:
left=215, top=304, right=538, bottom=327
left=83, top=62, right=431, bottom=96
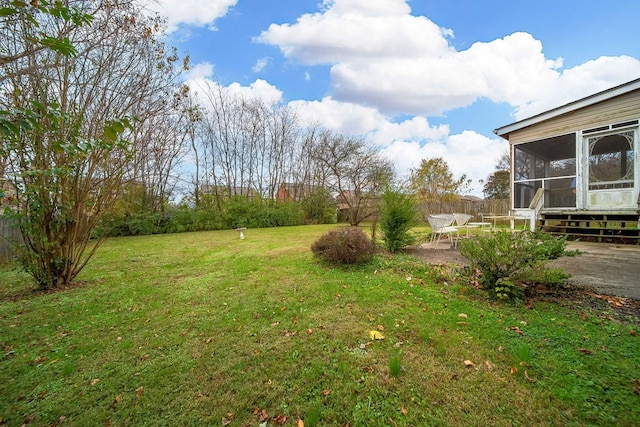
left=1, top=225, right=639, bottom=426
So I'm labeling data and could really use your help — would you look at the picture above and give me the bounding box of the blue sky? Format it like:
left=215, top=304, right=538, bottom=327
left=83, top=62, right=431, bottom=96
left=143, top=0, right=640, bottom=195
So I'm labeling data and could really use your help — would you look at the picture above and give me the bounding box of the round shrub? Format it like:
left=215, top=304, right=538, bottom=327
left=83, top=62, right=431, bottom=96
left=311, top=227, right=376, bottom=265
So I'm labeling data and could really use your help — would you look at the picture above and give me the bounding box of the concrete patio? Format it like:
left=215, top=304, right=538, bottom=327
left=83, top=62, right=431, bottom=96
left=415, top=240, right=640, bottom=300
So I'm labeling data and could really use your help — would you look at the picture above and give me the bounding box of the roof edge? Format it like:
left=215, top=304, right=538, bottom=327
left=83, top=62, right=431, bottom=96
left=493, top=77, right=640, bottom=138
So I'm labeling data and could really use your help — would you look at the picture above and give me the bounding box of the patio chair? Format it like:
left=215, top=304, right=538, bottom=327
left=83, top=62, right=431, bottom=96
left=427, top=214, right=459, bottom=248
left=453, top=213, right=476, bottom=238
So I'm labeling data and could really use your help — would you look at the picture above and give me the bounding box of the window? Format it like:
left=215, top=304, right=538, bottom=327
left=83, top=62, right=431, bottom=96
left=513, top=133, right=576, bottom=208
left=588, top=131, right=635, bottom=190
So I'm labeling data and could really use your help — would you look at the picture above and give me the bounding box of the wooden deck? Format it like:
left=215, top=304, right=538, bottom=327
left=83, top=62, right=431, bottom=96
left=540, top=211, right=640, bottom=244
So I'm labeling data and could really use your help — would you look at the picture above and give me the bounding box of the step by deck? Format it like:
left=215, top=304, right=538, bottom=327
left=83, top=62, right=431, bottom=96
left=540, top=212, right=640, bottom=244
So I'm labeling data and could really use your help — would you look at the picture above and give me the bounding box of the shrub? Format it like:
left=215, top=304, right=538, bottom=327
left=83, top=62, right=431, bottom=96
left=459, top=231, right=571, bottom=300
left=311, top=227, right=376, bottom=265
left=379, top=190, right=419, bottom=253
left=301, top=187, right=337, bottom=224
left=223, top=197, right=305, bottom=229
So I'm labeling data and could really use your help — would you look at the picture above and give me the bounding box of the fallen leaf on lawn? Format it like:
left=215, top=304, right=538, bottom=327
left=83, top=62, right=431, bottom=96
left=306, top=328, right=313, bottom=335
left=113, top=394, right=122, bottom=406
left=222, top=412, right=233, bottom=426
left=524, top=370, right=536, bottom=383
left=519, top=361, right=529, bottom=367
left=273, top=414, right=287, bottom=425
left=298, top=418, right=304, bottom=427
left=284, top=330, right=297, bottom=337
left=497, top=346, right=504, bottom=352
left=90, top=378, right=100, bottom=386
left=389, top=417, right=397, bottom=427
left=629, top=329, right=636, bottom=336
left=31, top=355, right=47, bottom=365
left=281, top=306, right=287, bottom=311
left=258, top=409, right=269, bottom=422
left=205, top=337, right=213, bottom=344
left=463, top=360, right=476, bottom=367
left=508, top=326, right=524, bottom=335
left=484, top=360, right=494, bottom=371
left=581, top=311, right=588, bottom=321
left=457, top=313, right=468, bottom=318
left=322, top=387, right=332, bottom=396
left=377, top=324, right=385, bottom=331
left=510, top=366, right=518, bottom=375
left=369, top=330, right=384, bottom=340
left=577, top=348, right=593, bottom=355
left=136, top=386, right=144, bottom=398
left=401, top=405, right=408, bottom=415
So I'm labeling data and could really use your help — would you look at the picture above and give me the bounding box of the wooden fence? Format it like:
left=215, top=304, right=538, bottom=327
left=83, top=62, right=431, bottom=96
left=420, top=198, right=510, bottom=221
left=0, top=217, right=22, bottom=263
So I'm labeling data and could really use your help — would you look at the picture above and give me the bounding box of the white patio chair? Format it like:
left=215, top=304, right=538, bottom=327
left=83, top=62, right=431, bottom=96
left=427, top=214, right=459, bottom=248
left=453, top=213, right=476, bottom=238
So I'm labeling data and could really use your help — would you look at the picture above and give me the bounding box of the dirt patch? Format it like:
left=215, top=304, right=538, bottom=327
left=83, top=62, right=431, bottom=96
left=404, top=246, right=469, bottom=266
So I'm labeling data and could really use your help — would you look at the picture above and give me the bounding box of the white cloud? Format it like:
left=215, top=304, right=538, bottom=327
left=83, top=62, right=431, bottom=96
left=252, top=57, right=272, bottom=73
left=184, top=62, right=283, bottom=106
left=379, top=131, right=508, bottom=195
left=258, top=0, right=640, bottom=119
left=257, top=0, right=452, bottom=65
left=184, top=62, right=215, bottom=83
left=290, top=97, right=449, bottom=144
left=141, top=0, right=238, bottom=33
left=227, top=79, right=283, bottom=105
left=514, top=55, right=640, bottom=120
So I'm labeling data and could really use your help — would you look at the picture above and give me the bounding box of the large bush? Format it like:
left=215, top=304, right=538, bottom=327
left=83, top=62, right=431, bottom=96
left=311, top=227, right=376, bottom=265
left=379, top=190, right=418, bottom=252
left=459, top=231, right=571, bottom=300
left=223, top=197, right=304, bottom=229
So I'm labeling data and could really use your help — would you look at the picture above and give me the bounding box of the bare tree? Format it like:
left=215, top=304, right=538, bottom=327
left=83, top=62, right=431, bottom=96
left=311, top=131, right=393, bottom=226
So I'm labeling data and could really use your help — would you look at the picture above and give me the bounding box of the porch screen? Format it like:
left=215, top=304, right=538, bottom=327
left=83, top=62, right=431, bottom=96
left=588, top=131, right=634, bottom=190
left=513, top=133, right=576, bottom=209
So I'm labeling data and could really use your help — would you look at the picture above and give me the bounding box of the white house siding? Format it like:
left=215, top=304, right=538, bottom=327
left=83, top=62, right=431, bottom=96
left=508, top=90, right=640, bottom=144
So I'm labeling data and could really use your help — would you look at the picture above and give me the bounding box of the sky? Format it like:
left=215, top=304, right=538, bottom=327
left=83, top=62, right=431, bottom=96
left=142, top=0, right=640, bottom=196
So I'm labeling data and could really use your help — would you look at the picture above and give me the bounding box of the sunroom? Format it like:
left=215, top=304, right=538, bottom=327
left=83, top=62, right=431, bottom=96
left=495, top=78, right=640, bottom=241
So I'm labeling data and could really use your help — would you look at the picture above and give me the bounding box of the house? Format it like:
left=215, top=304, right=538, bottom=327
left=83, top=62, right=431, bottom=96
left=494, top=77, right=640, bottom=242
left=276, top=182, right=322, bottom=202
left=201, top=184, right=256, bottom=201
left=0, top=178, right=19, bottom=216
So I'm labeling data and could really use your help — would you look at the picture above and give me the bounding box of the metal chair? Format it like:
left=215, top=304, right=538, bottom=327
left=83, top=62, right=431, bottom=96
left=453, top=213, right=476, bottom=238
left=427, top=214, right=459, bottom=248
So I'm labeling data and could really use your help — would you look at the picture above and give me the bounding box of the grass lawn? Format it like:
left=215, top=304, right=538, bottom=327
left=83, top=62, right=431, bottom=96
left=1, top=225, right=639, bottom=426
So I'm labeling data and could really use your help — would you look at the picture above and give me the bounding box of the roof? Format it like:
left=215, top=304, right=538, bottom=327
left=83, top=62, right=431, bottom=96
left=494, top=77, right=640, bottom=139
